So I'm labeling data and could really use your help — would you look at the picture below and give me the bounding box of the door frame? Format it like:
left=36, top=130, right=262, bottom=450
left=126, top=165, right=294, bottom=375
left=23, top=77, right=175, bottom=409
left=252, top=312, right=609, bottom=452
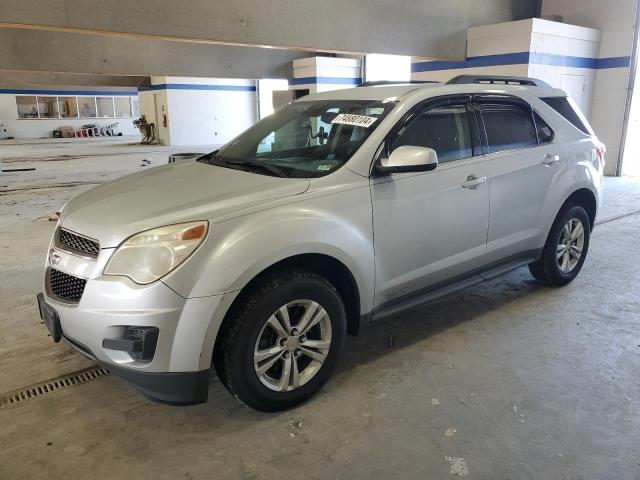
left=368, top=94, right=482, bottom=177
left=617, top=0, right=640, bottom=176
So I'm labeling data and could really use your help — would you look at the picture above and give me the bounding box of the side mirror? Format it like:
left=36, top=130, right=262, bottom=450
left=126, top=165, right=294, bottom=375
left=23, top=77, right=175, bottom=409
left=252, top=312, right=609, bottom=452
left=376, top=145, right=438, bottom=174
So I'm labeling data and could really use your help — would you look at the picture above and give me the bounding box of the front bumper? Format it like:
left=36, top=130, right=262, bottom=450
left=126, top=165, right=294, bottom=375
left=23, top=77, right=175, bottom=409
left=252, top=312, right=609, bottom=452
left=106, top=363, right=210, bottom=405
left=58, top=328, right=210, bottom=405
left=38, top=273, right=227, bottom=405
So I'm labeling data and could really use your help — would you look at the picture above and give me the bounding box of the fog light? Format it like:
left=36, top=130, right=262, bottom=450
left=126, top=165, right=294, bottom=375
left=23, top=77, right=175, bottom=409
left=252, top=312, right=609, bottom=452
left=102, top=327, right=159, bottom=361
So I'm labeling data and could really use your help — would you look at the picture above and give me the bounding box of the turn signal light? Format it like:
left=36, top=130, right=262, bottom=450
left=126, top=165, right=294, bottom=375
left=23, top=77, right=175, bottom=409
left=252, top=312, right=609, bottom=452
left=182, top=224, right=206, bottom=241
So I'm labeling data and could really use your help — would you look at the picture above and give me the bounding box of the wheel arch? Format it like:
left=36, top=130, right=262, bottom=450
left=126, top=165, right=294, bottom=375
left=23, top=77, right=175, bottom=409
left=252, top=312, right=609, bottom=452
left=229, top=253, right=361, bottom=336
left=563, top=187, right=597, bottom=230
left=210, top=253, right=363, bottom=377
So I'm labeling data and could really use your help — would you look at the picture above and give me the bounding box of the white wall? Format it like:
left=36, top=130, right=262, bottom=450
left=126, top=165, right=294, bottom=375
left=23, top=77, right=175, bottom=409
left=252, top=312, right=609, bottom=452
left=542, top=0, right=637, bottom=175
left=138, top=76, right=257, bottom=146
left=365, top=54, right=411, bottom=82
left=527, top=19, right=601, bottom=118
left=138, top=79, right=172, bottom=145
left=0, top=92, right=139, bottom=139
left=411, top=15, right=636, bottom=176
left=290, top=56, right=362, bottom=95
left=413, top=18, right=601, bottom=118
left=257, top=79, right=289, bottom=119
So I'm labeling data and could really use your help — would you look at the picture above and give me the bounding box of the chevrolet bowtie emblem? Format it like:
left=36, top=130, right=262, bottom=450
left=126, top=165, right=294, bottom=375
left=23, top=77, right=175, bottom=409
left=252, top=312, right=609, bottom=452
left=48, top=250, right=62, bottom=266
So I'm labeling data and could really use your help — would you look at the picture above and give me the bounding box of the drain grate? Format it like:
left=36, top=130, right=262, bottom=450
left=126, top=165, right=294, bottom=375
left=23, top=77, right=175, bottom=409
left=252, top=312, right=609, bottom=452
left=0, top=366, right=110, bottom=408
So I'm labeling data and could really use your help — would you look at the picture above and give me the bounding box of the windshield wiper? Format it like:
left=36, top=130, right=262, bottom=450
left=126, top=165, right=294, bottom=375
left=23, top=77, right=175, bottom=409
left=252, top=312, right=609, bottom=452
left=224, top=159, right=286, bottom=177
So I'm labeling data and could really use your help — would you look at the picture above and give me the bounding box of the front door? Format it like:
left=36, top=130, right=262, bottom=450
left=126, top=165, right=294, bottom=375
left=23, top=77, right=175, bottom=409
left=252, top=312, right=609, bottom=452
left=371, top=98, right=490, bottom=312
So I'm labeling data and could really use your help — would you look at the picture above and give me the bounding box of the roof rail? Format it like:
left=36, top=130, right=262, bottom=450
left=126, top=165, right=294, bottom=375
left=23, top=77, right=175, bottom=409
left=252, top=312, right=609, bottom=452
left=357, top=80, right=439, bottom=88
left=446, top=75, right=550, bottom=87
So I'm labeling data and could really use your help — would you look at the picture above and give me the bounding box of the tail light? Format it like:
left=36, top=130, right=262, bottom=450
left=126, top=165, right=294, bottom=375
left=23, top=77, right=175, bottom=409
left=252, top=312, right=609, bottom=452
left=596, top=142, right=606, bottom=169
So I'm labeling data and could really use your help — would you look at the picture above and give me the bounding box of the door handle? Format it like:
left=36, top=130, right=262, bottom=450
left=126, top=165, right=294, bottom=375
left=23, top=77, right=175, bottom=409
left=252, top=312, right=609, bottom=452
left=462, top=175, right=487, bottom=189
left=542, top=153, right=560, bottom=166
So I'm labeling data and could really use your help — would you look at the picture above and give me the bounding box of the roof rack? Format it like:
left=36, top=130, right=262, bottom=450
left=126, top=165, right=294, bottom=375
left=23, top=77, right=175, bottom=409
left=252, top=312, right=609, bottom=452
left=446, top=75, right=550, bottom=87
left=357, top=80, right=439, bottom=88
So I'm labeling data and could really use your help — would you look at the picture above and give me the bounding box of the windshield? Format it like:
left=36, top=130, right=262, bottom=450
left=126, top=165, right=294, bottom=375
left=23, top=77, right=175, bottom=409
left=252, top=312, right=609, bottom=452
left=198, top=99, right=397, bottom=178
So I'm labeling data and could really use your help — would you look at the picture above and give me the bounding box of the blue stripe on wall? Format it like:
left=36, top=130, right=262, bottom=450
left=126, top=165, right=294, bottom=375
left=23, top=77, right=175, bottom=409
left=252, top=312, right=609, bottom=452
left=138, top=83, right=256, bottom=92
left=412, top=52, right=531, bottom=72
left=0, top=88, right=137, bottom=96
left=595, top=56, right=631, bottom=69
left=288, top=76, right=362, bottom=86
left=411, top=52, right=631, bottom=73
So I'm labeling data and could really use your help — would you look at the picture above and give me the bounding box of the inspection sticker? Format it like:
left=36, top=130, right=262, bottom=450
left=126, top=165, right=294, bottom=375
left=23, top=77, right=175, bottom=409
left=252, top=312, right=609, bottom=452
left=331, top=113, right=378, bottom=128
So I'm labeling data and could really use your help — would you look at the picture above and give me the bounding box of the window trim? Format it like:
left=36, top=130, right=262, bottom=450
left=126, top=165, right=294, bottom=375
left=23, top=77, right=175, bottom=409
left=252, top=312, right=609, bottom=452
left=533, top=111, right=555, bottom=144
left=15, top=95, right=40, bottom=119
left=371, top=94, right=481, bottom=176
left=15, top=95, right=134, bottom=120
left=474, top=94, right=548, bottom=155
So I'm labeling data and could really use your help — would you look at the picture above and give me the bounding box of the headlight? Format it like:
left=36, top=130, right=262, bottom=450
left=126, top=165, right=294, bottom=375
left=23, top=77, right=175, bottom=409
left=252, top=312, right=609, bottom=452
left=104, top=221, right=208, bottom=284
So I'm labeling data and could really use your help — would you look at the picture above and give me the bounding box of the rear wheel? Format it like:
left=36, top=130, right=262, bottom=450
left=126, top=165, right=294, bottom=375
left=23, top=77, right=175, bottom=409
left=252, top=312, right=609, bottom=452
left=216, top=269, right=346, bottom=411
left=529, top=204, right=590, bottom=286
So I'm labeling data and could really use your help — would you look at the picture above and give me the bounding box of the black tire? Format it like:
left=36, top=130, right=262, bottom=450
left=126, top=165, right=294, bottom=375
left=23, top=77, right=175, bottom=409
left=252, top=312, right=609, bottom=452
left=529, top=203, right=591, bottom=286
left=215, top=269, right=347, bottom=412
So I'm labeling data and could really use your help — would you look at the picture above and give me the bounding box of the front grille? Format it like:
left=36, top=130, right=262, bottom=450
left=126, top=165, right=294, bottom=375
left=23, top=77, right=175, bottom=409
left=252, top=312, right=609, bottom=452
left=57, top=228, right=100, bottom=258
left=47, top=268, right=87, bottom=303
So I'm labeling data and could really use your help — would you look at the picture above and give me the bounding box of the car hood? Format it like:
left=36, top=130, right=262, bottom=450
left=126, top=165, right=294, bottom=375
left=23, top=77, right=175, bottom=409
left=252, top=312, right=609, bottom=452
left=60, top=161, right=310, bottom=248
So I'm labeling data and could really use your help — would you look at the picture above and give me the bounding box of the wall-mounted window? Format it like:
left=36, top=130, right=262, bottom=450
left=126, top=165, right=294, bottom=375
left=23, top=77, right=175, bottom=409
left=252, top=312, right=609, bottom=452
left=59, top=97, right=79, bottom=118
left=37, top=97, right=59, bottom=118
left=131, top=98, right=140, bottom=118
left=16, top=95, right=135, bottom=119
left=77, top=97, right=97, bottom=118
left=114, top=97, right=132, bottom=117
left=96, top=97, right=115, bottom=118
left=16, top=96, right=39, bottom=118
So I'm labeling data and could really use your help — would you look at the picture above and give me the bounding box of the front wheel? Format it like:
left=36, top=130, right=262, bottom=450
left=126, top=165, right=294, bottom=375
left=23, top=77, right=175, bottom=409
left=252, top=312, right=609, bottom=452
left=529, top=204, right=591, bottom=286
left=216, top=270, right=346, bottom=411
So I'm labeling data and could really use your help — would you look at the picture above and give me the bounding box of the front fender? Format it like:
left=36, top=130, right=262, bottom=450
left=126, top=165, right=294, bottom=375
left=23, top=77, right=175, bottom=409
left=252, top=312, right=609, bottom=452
left=163, top=185, right=375, bottom=315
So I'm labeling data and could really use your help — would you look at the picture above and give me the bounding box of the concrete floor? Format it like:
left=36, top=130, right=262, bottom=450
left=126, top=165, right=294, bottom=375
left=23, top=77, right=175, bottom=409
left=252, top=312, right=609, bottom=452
left=1, top=138, right=639, bottom=479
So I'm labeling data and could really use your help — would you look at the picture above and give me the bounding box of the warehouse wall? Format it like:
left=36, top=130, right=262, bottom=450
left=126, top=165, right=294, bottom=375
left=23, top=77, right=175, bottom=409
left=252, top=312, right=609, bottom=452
left=411, top=18, right=602, bottom=116
left=412, top=13, right=634, bottom=175
left=541, top=0, right=637, bottom=175
left=138, top=77, right=258, bottom=146
left=0, top=88, right=140, bottom=139
left=289, top=57, right=362, bottom=95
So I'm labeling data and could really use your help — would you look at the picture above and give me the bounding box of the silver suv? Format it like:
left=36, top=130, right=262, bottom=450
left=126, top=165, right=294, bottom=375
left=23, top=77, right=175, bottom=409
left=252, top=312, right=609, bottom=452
left=37, top=75, right=604, bottom=411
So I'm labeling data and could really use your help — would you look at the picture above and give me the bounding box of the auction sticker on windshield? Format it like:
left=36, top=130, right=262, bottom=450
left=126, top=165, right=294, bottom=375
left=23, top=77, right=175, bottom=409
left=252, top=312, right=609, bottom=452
left=331, top=114, right=378, bottom=128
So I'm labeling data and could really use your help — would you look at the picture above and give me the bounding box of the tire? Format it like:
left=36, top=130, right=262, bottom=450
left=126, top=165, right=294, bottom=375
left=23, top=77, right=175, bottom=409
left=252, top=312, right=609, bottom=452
left=215, top=269, right=347, bottom=412
left=529, top=203, right=591, bottom=286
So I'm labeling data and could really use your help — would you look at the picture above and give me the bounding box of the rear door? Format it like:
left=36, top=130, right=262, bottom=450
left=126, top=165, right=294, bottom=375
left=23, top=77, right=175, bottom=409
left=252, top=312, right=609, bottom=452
left=476, top=95, right=563, bottom=264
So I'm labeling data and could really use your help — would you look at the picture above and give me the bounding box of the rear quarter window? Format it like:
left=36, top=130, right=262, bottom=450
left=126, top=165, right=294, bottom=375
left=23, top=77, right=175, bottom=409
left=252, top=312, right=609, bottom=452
left=540, top=97, right=591, bottom=135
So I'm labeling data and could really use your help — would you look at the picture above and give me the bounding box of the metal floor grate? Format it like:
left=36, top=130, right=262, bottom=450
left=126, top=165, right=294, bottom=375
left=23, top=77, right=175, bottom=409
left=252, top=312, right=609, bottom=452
left=0, top=366, right=109, bottom=409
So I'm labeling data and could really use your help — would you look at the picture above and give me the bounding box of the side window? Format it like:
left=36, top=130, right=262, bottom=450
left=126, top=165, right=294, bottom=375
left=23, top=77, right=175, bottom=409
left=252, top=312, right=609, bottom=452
left=391, top=105, right=473, bottom=163
left=480, top=104, right=537, bottom=153
left=534, top=112, right=554, bottom=143
left=540, top=96, right=591, bottom=135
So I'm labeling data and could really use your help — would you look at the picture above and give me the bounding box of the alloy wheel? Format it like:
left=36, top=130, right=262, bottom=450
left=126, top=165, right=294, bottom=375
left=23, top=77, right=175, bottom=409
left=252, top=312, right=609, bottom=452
left=253, top=300, right=332, bottom=392
left=557, top=217, right=585, bottom=273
